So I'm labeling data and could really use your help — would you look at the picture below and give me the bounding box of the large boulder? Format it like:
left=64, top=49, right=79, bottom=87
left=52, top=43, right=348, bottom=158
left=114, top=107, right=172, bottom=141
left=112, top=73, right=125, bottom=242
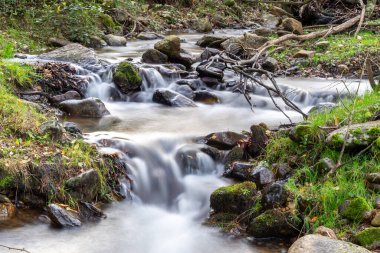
left=196, top=35, right=228, bottom=48
left=142, top=49, right=168, bottom=64
left=103, top=34, right=127, bottom=46
left=113, top=61, right=142, bottom=93
left=326, top=121, right=380, bottom=149
left=282, top=18, right=304, bottom=35
left=247, top=209, right=302, bottom=238
left=289, top=234, right=371, bottom=253
left=39, top=43, right=98, bottom=66
left=202, top=131, right=246, bottom=150
left=210, top=182, right=258, bottom=214
left=47, top=204, right=81, bottom=227
left=152, top=89, right=197, bottom=107
left=59, top=98, right=110, bottom=118
left=65, top=169, right=101, bottom=202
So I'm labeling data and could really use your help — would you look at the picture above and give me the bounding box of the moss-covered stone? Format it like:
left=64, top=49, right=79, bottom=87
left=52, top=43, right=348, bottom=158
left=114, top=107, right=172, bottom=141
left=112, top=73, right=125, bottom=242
left=224, top=146, right=245, bottom=168
left=289, top=124, right=320, bottom=144
left=247, top=209, right=302, bottom=238
left=99, top=13, right=117, bottom=32
left=210, top=182, right=258, bottom=214
left=154, top=35, right=181, bottom=58
left=338, top=197, right=372, bottom=222
left=354, top=227, right=380, bottom=248
left=113, top=61, right=142, bottom=93
left=206, top=212, right=238, bottom=231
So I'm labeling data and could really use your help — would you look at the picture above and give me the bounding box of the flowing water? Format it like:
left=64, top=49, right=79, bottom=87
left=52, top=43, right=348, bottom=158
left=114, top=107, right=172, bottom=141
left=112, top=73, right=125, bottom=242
left=0, top=30, right=370, bottom=253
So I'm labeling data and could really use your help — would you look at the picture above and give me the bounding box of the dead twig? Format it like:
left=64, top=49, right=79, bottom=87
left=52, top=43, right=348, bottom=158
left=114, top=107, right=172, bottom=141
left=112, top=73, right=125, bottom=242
left=354, top=0, right=366, bottom=37
left=0, top=244, right=31, bottom=253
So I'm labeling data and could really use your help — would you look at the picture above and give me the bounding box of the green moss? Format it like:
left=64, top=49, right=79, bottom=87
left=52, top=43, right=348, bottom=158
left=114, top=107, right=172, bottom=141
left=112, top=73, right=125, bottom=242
left=99, top=13, right=117, bottom=30
left=354, top=227, right=380, bottom=247
left=210, top=182, right=257, bottom=214
left=340, top=197, right=372, bottom=221
left=352, top=128, right=363, bottom=137
left=113, top=62, right=142, bottom=93
left=206, top=212, right=238, bottom=231
left=367, top=127, right=380, bottom=137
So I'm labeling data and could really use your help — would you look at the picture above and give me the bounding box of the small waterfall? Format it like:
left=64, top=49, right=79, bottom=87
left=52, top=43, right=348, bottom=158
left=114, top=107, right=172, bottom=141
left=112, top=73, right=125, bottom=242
left=140, top=67, right=168, bottom=91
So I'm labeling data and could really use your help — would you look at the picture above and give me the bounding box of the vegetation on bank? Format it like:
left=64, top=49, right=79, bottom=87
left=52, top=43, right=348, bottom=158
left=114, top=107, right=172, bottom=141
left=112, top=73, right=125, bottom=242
left=0, top=38, right=122, bottom=209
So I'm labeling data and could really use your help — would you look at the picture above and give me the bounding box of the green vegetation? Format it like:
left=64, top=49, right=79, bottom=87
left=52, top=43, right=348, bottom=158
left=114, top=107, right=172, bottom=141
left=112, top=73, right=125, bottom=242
left=354, top=227, right=380, bottom=247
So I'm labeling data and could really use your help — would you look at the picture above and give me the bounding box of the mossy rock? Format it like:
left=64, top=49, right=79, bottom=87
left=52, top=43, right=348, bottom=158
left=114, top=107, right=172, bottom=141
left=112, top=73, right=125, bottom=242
left=224, top=146, right=245, bottom=169
left=338, top=197, right=372, bottom=222
left=99, top=13, right=117, bottom=32
left=113, top=61, right=142, bottom=93
left=154, top=35, right=181, bottom=59
left=206, top=212, right=238, bottom=231
left=354, top=227, right=380, bottom=248
left=289, top=124, right=320, bottom=144
left=210, top=181, right=258, bottom=214
left=247, top=209, right=302, bottom=238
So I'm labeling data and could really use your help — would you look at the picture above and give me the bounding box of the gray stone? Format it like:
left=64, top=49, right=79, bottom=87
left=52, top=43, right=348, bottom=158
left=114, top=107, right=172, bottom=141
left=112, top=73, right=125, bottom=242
left=221, top=33, right=269, bottom=55
left=137, top=32, right=162, bottom=40
left=39, top=43, right=98, bottom=66
left=47, top=204, right=81, bottom=227
left=288, top=234, right=371, bottom=253
left=262, top=57, right=279, bottom=72
left=142, top=49, right=168, bottom=64
left=88, top=36, right=107, bottom=49
left=254, top=27, right=274, bottom=37
left=282, top=18, right=303, bottom=35
left=315, top=226, right=337, bottom=239
left=203, top=131, right=246, bottom=150
left=40, top=120, right=64, bottom=141
left=51, top=90, right=81, bottom=104
left=103, top=34, right=127, bottom=46
left=78, top=201, right=106, bottom=221
left=250, top=165, right=275, bottom=188
left=175, top=85, right=194, bottom=99
left=196, top=35, right=228, bottom=48
left=262, top=181, right=288, bottom=208
left=152, top=89, right=197, bottom=107
left=48, top=37, right=71, bottom=47
left=59, top=98, right=110, bottom=118
left=223, top=162, right=253, bottom=181
left=293, top=50, right=315, bottom=58
left=200, top=48, right=220, bottom=61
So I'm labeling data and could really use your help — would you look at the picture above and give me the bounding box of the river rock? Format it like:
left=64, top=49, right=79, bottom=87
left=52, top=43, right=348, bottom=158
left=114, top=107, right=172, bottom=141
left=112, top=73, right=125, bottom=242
left=59, top=98, right=110, bottom=118
left=88, top=36, right=107, bottom=49
left=200, top=48, right=221, bottom=61
left=65, top=169, right=101, bottom=201
left=175, top=146, right=207, bottom=174
left=137, top=32, right=162, bottom=40
left=176, top=79, right=203, bottom=90
left=293, top=50, right=315, bottom=58
left=51, top=90, right=81, bottom=104
left=63, top=122, right=82, bottom=135
left=40, top=120, right=64, bottom=141
left=371, top=211, right=380, bottom=226
left=282, top=18, right=303, bottom=35
left=250, top=165, right=275, bottom=188
left=247, top=124, right=268, bottom=158
left=210, top=182, right=258, bottom=214
left=261, top=13, right=281, bottom=29
left=224, top=146, right=246, bottom=169
left=175, top=85, right=194, bottom=99
left=315, top=226, right=337, bottom=239
left=78, top=201, right=106, bottom=221
left=273, top=163, right=293, bottom=179
left=288, top=234, right=371, bottom=253
left=262, top=57, right=279, bottom=73
left=152, top=89, right=197, bottom=107
left=103, top=34, right=127, bottom=46
left=154, top=35, right=181, bottom=59
left=47, top=204, right=81, bottom=227
left=196, top=35, right=228, bottom=48
left=203, top=131, right=246, bottom=150
left=326, top=121, right=380, bottom=149
left=48, top=37, right=71, bottom=47
left=247, top=209, right=301, bottom=238
left=354, top=227, right=380, bottom=248
left=193, top=91, right=220, bottom=104
left=262, top=181, right=288, bottom=208
left=223, top=162, right=253, bottom=181
left=338, top=197, right=372, bottom=222
left=113, top=61, right=142, bottom=93
left=196, top=62, right=225, bottom=80
left=142, top=49, right=168, bottom=64
left=196, top=18, right=213, bottom=33
left=254, top=27, right=274, bottom=37
left=39, top=43, right=98, bottom=66
left=201, top=77, right=220, bottom=87
left=221, top=33, right=269, bottom=55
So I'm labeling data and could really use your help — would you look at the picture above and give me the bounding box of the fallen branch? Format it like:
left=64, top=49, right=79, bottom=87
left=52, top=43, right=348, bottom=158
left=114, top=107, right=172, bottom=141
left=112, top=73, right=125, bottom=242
left=0, top=244, right=31, bottom=253
left=354, top=0, right=366, bottom=37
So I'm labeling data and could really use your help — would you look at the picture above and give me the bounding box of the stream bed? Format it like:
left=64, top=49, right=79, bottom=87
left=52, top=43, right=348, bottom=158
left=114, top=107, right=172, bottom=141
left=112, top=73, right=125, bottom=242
left=0, top=30, right=370, bottom=253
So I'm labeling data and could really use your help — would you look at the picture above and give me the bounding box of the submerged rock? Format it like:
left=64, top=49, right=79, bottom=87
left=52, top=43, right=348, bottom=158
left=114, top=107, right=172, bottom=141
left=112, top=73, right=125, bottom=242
left=47, top=204, right=81, bottom=227
left=39, top=43, right=98, bottom=66
left=152, top=89, right=197, bottom=107
left=65, top=169, right=101, bottom=202
left=210, top=182, right=258, bottom=214
left=113, top=61, right=142, bottom=93
left=203, top=131, right=246, bottom=150
left=288, top=234, right=371, bottom=253
left=59, top=98, right=110, bottom=118
left=193, top=91, right=220, bottom=104
left=247, top=209, right=301, bottom=238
